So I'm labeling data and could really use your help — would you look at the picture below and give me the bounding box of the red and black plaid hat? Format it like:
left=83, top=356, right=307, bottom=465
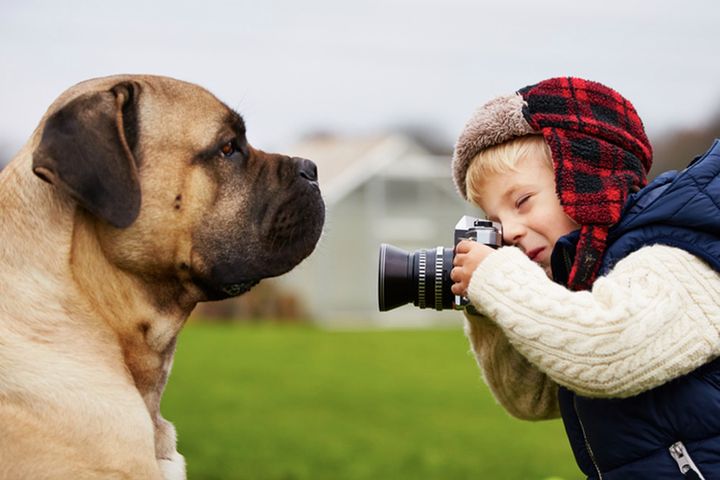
left=452, top=77, right=652, bottom=290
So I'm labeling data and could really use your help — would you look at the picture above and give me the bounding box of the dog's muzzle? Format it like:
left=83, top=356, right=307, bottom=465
left=192, top=156, right=325, bottom=301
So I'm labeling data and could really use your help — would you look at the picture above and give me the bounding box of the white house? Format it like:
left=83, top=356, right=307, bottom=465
left=268, top=132, right=483, bottom=328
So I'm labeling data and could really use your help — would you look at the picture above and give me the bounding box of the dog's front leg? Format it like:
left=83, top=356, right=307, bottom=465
left=156, top=416, right=186, bottom=480
left=158, top=451, right=186, bottom=480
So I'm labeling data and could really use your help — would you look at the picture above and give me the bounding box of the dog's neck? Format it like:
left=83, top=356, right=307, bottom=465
left=70, top=215, right=192, bottom=349
left=69, top=210, right=194, bottom=418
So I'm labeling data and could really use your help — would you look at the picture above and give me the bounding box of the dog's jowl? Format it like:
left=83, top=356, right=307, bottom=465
left=0, top=75, right=325, bottom=480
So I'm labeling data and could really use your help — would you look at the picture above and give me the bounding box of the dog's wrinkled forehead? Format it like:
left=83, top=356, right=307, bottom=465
left=136, top=78, right=240, bottom=150
left=46, top=74, right=240, bottom=152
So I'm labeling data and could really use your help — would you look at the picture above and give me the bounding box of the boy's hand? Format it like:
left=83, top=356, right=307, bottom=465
left=451, top=240, right=495, bottom=296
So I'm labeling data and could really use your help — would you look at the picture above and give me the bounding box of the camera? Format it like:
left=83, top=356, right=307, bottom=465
left=377, top=216, right=502, bottom=312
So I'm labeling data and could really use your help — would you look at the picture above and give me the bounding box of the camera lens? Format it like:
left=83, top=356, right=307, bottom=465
left=378, top=244, right=454, bottom=311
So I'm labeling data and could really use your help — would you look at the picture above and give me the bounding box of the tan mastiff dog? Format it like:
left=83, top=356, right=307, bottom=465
left=0, top=75, right=325, bottom=479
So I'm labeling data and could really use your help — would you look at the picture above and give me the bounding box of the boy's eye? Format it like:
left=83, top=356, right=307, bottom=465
left=516, top=194, right=531, bottom=208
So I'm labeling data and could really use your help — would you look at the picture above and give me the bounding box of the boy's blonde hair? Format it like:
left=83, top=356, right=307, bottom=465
left=465, top=135, right=553, bottom=205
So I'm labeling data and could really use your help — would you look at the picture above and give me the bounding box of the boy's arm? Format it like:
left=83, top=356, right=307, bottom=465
left=467, top=244, right=720, bottom=398
left=463, top=311, right=560, bottom=420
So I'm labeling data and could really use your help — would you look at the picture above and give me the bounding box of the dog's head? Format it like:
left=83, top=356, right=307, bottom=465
left=31, top=75, right=325, bottom=301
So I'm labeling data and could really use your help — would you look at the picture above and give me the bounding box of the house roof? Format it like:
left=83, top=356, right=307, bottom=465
left=290, top=132, right=452, bottom=204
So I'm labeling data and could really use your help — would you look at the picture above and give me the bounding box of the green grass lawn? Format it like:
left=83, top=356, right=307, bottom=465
left=162, top=323, right=581, bottom=480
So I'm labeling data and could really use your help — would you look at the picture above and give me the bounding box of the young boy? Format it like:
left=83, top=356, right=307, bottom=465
left=449, top=77, right=720, bottom=479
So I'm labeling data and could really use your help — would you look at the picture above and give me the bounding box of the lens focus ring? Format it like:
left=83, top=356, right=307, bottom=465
left=418, top=250, right=427, bottom=309
left=434, top=247, right=444, bottom=310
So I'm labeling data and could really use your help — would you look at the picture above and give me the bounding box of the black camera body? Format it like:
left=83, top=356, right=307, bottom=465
left=378, top=216, right=502, bottom=312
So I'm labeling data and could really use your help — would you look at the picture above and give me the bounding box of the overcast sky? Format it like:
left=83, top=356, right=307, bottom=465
left=1, top=0, right=719, bottom=159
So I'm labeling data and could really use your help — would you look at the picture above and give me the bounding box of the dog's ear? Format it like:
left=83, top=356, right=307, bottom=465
left=32, top=82, right=141, bottom=228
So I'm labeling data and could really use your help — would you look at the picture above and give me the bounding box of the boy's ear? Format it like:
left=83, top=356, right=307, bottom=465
left=32, top=82, right=141, bottom=229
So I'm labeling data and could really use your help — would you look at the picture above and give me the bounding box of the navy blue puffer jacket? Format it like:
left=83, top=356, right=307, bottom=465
left=550, top=140, right=720, bottom=479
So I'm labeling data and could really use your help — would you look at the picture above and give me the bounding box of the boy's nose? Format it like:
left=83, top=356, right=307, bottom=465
left=502, top=221, right=525, bottom=246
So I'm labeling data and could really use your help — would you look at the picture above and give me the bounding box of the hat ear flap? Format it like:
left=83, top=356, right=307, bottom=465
left=32, top=82, right=141, bottom=228
left=567, top=225, right=608, bottom=291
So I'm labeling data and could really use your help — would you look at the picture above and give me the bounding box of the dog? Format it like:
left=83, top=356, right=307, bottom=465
left=0, top=75, right=325, bottom=479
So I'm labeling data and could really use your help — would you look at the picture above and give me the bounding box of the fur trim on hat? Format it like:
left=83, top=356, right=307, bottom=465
left=452, top=93, right=535, bottom=199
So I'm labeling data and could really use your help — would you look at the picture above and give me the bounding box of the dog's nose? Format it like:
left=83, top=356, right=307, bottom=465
left=295, top=157, right=318, bottom=183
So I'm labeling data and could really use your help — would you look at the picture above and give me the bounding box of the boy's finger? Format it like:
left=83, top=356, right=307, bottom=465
left=450, top=266, right=462, bottom=281
left=450, top=283, right=465, bottom=296
left=453, top=253, right=466, bottom=266
left=455, top=240, right=472, bottom=254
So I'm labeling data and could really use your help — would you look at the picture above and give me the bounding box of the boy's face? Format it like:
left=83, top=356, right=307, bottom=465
left=474, top=154, right=579, bottom=277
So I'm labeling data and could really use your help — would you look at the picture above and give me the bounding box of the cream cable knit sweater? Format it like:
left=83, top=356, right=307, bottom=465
left=464, top=244, right=720, bottom=420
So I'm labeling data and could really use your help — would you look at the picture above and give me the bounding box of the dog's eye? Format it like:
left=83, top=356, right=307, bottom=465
left=220, top=141, right=236, bottom=158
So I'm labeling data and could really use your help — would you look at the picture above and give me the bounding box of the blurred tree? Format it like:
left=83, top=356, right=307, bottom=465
left=650, top=110, right=720, bottom=178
